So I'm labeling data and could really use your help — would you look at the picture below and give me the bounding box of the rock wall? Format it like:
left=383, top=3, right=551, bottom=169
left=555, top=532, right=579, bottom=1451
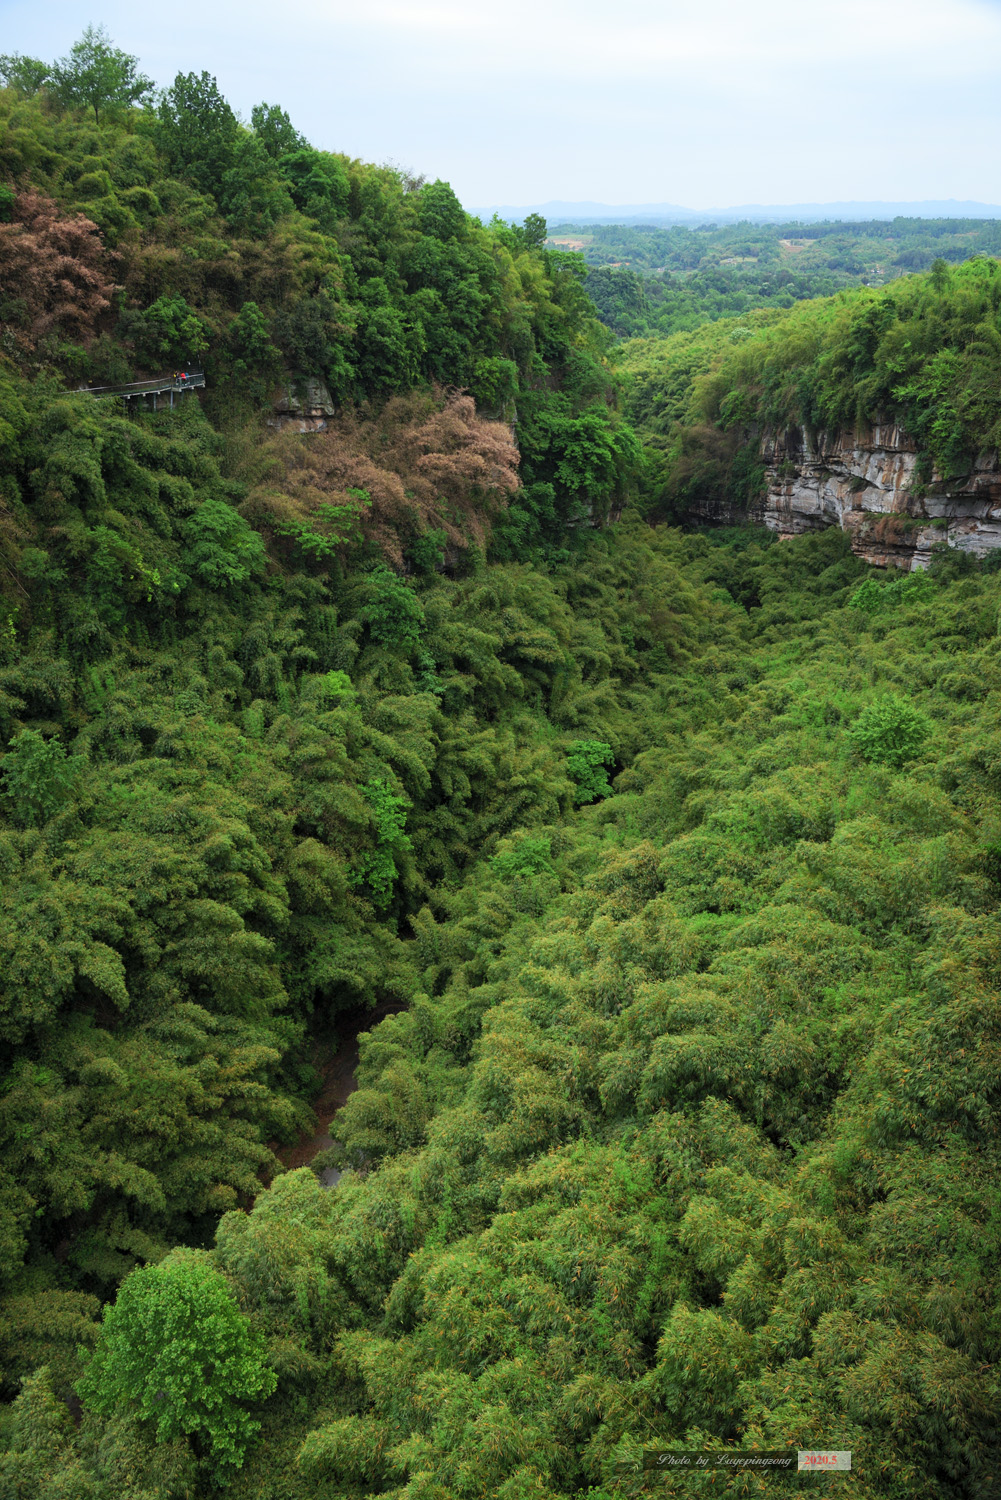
left=754, top=424, right=1001, bottom=568
left=268, top=378, right=336, bottom=433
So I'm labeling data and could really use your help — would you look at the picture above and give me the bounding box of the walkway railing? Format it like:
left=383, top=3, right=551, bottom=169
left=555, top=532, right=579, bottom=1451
left=81, top=371, right=206, bottom=401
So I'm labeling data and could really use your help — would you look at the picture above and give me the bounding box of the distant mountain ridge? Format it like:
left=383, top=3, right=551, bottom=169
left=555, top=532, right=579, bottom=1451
left=471, top=198, right=1001, bottom=225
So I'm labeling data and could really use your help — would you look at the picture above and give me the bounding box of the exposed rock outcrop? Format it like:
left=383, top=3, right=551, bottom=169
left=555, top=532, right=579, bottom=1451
left=268, top=378, right=336, bottom=432
left=754, top=425, right=1001, bottom=568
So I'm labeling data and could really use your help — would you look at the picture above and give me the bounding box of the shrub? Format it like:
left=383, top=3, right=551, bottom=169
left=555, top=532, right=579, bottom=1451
left=566, top=739, right=614, bottom=803
left=352, top=778, right=412, bottom=905
left=183, top=498, right=266, bottom=589
left=0, top=730, right=83, bottom=827
left=847, top=695, right=932, bottom=767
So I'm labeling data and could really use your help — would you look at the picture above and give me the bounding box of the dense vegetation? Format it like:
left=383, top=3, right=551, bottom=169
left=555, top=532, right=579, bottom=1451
left=552, top=220, right=1001, bottom=339
left=8, top=512, right=1001, bottom=1499
left=0, top=33, right=635, bottom=557
left=617, top=254, right=1001, bottom=521
left=1, top=29, right=1000, bottom=1500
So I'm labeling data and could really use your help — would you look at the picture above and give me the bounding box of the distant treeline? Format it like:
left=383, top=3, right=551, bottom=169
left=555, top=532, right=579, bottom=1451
left=547, top=218, right=1001, bottom=337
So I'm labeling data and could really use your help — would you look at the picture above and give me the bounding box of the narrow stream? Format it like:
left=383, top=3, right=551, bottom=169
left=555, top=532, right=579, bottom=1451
left=273, top=999, right=405, bottom=1187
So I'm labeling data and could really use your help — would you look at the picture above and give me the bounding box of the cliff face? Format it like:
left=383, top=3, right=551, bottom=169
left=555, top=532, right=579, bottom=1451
left=268, top=378, right=336, bottom=432
left=749, top=425, right=1001, bottom=568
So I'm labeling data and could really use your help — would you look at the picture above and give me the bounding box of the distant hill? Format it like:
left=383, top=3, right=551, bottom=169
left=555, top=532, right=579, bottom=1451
left=472, top=198, right=1001, bottom=226
left=471, top=200, right=697, bottom=223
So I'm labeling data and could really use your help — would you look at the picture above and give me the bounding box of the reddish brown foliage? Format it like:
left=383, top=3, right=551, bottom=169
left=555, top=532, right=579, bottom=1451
left=871, top=513, right=908, bottom=542
left=247, top=387, right=520, bottom=564
left=0, top=191, right=117, bottom=353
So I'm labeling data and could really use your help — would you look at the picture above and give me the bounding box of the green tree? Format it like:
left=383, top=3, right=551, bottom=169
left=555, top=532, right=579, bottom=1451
left=183, top=497, right=266, bottom=588
left=272, top=293, right=354, bottom=396
left=0, top=53, right=50, bottom=98
left=277, top=148, right=350, bottom=232
left=219, top=135, right=294, bottom=235
left=250, top=101, right=307, bottom=159
left=155, top=71, right=239, bottom=199
left=353, top=778, right=413, bottom=905
left=847, top=694, right=933, bottom=767
left=355, top=302, right=422, bottom=396
left=850, top=570, right=935, bottom=614
left=470, top=354, right=519, bottom=413
left=77, top=1249, right=276, bottom=1479
left=360, top=566, right=425, bottom=648
left=418, top=179, right=466, bottom=242
left=50, top=26, right=152, bottom=124
left=566, top=739, right=614, bottom=803
left=125, top=293, right=210, bottom=366
left=520, top=211, right=548, bottom=251
left=223, top=300, right=283, bottom=397
left=514, top=397, right=642, bottom=543
left=0, top=730, right=83, bottom=827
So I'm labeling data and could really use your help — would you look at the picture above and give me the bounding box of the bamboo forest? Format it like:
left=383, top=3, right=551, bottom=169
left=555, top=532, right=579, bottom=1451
left=0, top=27, right=998, bottom=1500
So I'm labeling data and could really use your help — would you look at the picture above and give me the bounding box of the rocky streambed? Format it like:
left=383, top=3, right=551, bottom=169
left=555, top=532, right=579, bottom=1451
left=272, top=1000, right=404, bottom=1188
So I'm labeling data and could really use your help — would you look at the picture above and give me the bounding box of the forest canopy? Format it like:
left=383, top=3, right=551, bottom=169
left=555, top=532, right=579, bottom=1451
left=553, top=218, right=1001, bottom=339
left=612, top=254, right=1001, bottom=529
left=0, top=27, right=999, bottom=1500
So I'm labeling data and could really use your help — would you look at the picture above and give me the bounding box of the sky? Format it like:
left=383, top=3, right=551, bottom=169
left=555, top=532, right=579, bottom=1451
left=2, top=0, right=1000, bottom=211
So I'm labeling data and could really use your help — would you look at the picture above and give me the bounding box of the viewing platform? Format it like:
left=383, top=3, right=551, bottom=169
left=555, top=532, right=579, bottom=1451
left=81, top=371, right=206, bottom=410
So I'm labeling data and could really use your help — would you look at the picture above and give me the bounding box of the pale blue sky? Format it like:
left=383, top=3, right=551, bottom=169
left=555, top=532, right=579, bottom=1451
left=1, top=0, right=999, bottom=210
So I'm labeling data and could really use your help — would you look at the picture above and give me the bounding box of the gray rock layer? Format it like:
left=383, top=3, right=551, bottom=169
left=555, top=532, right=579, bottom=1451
left=704, top=425, right=1001, bottom=568
left=268, top=378, right=336, bottom=432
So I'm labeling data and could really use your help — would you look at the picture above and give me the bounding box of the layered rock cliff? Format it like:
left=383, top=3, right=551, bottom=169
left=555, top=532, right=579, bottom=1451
left=752, top=425, right=1001, bottom=568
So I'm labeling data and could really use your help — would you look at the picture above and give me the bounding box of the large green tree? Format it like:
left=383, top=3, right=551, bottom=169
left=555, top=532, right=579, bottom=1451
left=154, top=70, right=240, bottom=199
left=250, top=101, right=307, bottom=159
left=49, top=25, right=152, bottom=124
left=0, top=53, right=50, bottom=98
left=77, top=1250, right=276, bottom=1478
